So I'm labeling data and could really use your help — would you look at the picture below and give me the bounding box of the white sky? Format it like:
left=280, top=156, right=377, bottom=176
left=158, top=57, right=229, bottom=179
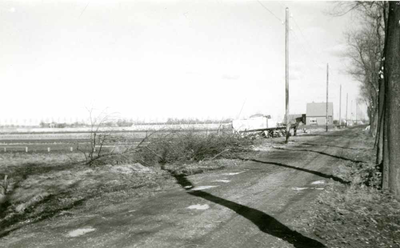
left=0, top=0, right=365, bottom=124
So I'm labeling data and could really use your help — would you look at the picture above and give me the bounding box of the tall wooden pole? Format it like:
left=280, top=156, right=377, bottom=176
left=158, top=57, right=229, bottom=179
left=339, top=85, right=342, bottom=126
left=355, top=102, right=358, bottom=124
left=285, top=7, right=290, bottom=143
left=351, top=100, right=353, bottom=121
left=326, top=64, right=329, bottom=132
left=346, top=93, right=348, bottom=125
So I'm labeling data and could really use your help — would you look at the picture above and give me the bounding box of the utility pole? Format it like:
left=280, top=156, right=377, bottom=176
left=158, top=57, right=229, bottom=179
left=346, top=93, right=348, bottom=125
left=326, top=63, right=329, bottom=132
left=351, top=100, right=353, bottom=121
left=355, top=102, right=358, bottom=125
left=285, top=7, right=290, bottom=143
left=339, top=85, right=342, bottom=126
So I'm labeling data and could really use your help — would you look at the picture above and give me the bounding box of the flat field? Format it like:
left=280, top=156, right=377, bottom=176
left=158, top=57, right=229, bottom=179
left=0, top=129, right=229, bottom=153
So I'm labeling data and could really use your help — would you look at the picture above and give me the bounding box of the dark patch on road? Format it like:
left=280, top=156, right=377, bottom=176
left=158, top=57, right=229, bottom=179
left=169, top=172, right=326, bottom=248
left=299, top=142, right=372, bottom=151
left=237, top=157, right=350, bottom=185
left=272, top=147, right=366, bottom=164
left=172, top=173, right=194, bottom=189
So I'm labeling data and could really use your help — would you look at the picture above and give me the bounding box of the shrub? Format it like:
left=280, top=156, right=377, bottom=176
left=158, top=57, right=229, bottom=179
left=134, top=131, right=252, bottom=166
left=0, top=175, right=8, bottom=195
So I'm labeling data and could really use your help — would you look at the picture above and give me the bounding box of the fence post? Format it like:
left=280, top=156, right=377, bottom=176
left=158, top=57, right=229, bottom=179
left=70, top=147, right=73, bottom=152
left=4, top=147, right=6, bottom=152
left=25, top=147, right=28, bottom=153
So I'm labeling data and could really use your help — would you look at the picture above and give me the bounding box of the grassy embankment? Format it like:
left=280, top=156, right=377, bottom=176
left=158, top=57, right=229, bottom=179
left=0, top=131, right=253, bottom=238
left=296, top=128, right=400, bottom=248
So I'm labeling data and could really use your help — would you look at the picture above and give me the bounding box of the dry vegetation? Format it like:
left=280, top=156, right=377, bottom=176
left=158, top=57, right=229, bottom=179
left=0, top=131, right=253, bottom=238
left=298, top=129, right=400, bottom=248
left=0, top=153, right=172, bottom=238
left=133, top=132, right=253, bottom=167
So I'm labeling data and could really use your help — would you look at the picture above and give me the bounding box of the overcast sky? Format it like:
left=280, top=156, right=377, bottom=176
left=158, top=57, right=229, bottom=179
left=0, top=0, right=364, bottom=124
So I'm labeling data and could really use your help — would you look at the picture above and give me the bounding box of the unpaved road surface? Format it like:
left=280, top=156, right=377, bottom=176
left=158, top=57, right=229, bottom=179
left=2, top=128, right=365, bottom=248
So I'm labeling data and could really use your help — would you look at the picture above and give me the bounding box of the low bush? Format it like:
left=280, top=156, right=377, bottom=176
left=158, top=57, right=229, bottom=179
left=133, top=131, right=253, bottom=167
left=335, top=161, right=382, bottom=189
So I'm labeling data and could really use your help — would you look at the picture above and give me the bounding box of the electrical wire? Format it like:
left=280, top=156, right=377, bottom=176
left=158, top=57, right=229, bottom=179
left=256, top=0, right=283, bottom=23
left=291, top=15, right=324, bottom=64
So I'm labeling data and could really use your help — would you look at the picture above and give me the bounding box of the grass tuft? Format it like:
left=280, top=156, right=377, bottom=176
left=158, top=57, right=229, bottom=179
left=0, top=175, right=9, bottom=195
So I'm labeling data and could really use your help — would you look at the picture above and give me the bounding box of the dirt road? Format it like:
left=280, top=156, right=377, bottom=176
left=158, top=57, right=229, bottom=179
left=2, top=128, right=365, bottom=248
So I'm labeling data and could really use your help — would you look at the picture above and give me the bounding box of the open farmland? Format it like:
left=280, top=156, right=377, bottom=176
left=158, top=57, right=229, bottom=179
left=0, top=126, right=233, bottom=153
left=0, top=132, right=142, bottom=153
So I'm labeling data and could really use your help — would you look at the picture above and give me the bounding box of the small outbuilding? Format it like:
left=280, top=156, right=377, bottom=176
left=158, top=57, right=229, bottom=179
left=306, top=102, right=334, bottom=125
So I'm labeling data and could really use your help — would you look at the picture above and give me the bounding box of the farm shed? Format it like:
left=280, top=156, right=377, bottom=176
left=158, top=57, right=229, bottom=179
left=306, top=102, right=334, bottom=125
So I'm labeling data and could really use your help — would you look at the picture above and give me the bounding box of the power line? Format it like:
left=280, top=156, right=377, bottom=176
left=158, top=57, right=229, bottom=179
left=291, top=15, right=323, bottom=63
left=290, top=28, right=313, bottom=59
left=79, top=0, right=91, bottom=19
left=292, top=16, right=308, bottom=44
left=256, top=0, right=283, bottom=23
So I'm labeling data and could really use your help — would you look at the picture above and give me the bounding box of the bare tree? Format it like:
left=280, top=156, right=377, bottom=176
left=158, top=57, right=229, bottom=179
left=332, top=1, right=400, bottom=198
left=346, top=1, right=400, bottom=196
left=343, top=4, right=386, bottom=137
left=382, top=1, right=400, bottom=197
left=77, top=108, right=151, bottom=166
left=76, top=108, right=115, bottom=165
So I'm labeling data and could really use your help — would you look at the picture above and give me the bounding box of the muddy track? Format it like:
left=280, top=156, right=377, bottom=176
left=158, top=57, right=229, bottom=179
left=1, top=128, right=362, bottom=248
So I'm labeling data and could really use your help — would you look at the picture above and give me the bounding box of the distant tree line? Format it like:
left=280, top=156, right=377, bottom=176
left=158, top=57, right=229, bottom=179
left=164, top=118, right=233, bottom=125
left=38, top=119, right=135, bottom=128
left=31, top=118, right=233, bottom=128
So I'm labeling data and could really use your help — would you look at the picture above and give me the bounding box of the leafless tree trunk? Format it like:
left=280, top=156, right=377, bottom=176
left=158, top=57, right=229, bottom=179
left=328, top=1, right=398, bottom=192
left=383, top=1, right=400, bottom=197
left=376, top=2, right=389, bottom=188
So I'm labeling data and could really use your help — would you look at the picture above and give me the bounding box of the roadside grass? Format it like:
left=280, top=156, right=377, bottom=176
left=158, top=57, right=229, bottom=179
left=0, top=153, right=169, bottom=238
left=311, top=186, right=400, bottom=248
left=302, top=128, right=400, bottom=248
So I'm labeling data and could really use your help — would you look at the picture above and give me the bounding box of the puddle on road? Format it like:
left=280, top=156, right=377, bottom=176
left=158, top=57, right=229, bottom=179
left=223, top=171, right=246, bottom=176
left=292, top=187, right=309, bottom=191
left=214, top=179, right=230, bottom=183
left=190, top=185, right=218, bottom=191
left=311, top=180, right=325, bottom=185
left=187, top=204, right=210, bottom=210
left=67, top=227, right=96, bottom=237
left=292, top=187, right=325, bottom=191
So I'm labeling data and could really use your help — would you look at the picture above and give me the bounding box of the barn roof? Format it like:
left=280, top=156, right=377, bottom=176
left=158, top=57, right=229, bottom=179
left=306, top=102, right=334, bottom=117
